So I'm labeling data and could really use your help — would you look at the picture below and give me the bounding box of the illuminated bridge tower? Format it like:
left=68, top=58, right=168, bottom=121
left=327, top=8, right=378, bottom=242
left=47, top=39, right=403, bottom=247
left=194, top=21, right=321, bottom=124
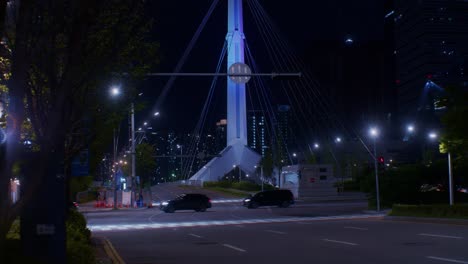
left=190, top=0, right=261, bottom=182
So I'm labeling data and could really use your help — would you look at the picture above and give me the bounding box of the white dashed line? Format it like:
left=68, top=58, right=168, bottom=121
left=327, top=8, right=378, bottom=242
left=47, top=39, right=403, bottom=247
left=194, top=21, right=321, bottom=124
left=323, top=239, right=358, bottom=246
left=419, top=233, right=463, bottom=239
left=189, top=233, right=203, bottom=238
left=426, top=256, right=468, bottom=264
left=344, top=226, right=368, bottom=231
left=266, top=230, right=287, bottom=235
left=222, top=244, right=246, bottom=252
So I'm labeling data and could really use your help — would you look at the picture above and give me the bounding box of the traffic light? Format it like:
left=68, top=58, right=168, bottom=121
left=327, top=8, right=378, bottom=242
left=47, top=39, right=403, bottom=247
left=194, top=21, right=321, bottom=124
left=377, top=156, right=385, bottom=175
left=378, top=156, right=384, bottom=164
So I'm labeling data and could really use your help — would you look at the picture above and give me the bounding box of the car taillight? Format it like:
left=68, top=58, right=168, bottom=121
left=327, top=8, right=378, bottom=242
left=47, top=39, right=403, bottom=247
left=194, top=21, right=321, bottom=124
left=208, top=199, right=211, bottom=203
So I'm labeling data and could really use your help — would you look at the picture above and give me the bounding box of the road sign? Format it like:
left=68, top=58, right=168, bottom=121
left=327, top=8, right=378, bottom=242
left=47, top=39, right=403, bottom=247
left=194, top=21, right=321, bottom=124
left=71, top=149, right=89, bottom=176
left=36, top=224, right=55, bottom=236
left=229, top=62, right=252, bottom=84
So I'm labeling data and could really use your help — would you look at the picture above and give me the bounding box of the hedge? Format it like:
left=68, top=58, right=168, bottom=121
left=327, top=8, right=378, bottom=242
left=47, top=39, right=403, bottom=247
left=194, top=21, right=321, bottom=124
left=66, top=209, right=95, bottom=264
left=203, top=181, right=275, bottom=192
left=390, top=204, right=468, bottom=219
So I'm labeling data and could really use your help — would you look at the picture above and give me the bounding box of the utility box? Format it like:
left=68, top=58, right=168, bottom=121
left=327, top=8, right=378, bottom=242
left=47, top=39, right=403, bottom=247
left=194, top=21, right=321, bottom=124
left=281, top=164, right=336, bottom=199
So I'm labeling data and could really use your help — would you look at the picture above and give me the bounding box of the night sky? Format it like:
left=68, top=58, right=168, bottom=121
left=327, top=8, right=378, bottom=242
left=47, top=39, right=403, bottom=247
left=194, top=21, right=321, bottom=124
left=136, top=0, right=384, bottom=134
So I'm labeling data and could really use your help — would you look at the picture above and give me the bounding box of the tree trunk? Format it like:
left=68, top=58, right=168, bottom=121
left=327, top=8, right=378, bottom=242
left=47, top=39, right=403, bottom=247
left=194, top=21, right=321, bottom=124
left=0, top=0, right=33, bottom=254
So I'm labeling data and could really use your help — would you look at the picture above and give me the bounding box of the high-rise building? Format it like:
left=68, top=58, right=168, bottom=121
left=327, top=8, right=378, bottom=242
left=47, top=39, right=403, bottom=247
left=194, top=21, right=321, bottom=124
left=276, top=105, right=291, bottom=162
left=214, top=119, right=227, bottom=154
left=247, top=111, right=268, bottom=157
left=394, top=0, right=468, bottom=122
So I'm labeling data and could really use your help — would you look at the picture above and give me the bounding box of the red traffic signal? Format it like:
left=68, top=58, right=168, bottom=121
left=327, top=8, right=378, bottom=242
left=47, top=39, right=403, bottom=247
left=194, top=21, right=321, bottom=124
left=378, top=156, right=384, bottom=163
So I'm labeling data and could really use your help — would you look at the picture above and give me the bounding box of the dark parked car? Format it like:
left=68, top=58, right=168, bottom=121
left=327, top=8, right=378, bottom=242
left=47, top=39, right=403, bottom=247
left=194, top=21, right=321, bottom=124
left=243, top=189, right=294, bottom=209
left=160, top=193, right=212, bottom=213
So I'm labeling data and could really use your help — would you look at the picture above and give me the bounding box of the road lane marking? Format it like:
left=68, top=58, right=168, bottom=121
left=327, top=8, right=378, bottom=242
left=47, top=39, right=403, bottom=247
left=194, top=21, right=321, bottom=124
left=266, top=230, right=287, bottom=235
left=344, top=226, right=368, bottom=231
left=189, top=233, right=203, bottom=238
left=88, top=213, right=385, bottom=232
left=427, top=256, right=468, bottom=263
left=419, top=233, right=463, bottom=239
left=222, top=244, right=246, bottom=252
left=323, top=239, right=358, bottom=246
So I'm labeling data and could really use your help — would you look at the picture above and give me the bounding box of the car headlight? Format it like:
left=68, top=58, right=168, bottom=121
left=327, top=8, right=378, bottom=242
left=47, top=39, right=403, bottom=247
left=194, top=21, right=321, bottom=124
left=244, top=199, right=251, bottom=202
left=161, top=201, right=169, bottom=206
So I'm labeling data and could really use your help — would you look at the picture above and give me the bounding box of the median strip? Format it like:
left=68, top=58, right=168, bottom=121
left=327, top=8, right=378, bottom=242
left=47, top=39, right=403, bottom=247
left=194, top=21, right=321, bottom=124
left=222, top=243, right=246, bottom=252
left=265, top=230, right=287, bottom=235
left=322, top=239, right=358, bottom=246
left=344, top=226, right=368, bottom=231
left=419, top=233, right=463, bottom=239
left=426, top=256, right=468, bottom=264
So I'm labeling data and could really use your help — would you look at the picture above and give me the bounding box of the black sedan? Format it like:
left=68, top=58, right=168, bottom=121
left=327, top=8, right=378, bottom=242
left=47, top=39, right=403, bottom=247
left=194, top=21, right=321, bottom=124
left=160, top=193, right=212, bottom=213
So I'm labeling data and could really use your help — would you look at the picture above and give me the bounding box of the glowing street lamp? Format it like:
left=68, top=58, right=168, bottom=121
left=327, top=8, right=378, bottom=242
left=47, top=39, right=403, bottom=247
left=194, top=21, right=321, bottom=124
left=154, top=112, right=160, bottom=116
left=369, top=126, right=380, bottom=211
left=407, top=125, right=415, bottom=133
left=110, top=86, right=120, bottom=97
left=335, top=137, right=342, bottom=143
left=314, top=143, right=319, bottom=149
left=429, top=132, right=437, bottom=140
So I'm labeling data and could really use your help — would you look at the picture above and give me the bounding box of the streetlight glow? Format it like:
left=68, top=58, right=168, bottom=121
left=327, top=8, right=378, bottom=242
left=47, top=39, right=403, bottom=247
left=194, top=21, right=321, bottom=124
left=293, top=153, right=297, bottom=157
left=154, top=112, right=160, bottom=116
left=429, top=132, right=437, bottom=139
left=335, top=137, right=342, bottom=143
left=110, top=86, right=120, bottom=96
left=407, top=125, right=415, bottom=133
left=143, top=122, right=148, bottom=126
left=369, top=127, right=379, bottom=137
left=314, top=143, right=319, bottom=149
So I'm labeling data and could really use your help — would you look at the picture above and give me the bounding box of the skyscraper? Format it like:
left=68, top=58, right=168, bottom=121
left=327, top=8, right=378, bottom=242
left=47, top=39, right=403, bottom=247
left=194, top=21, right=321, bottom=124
left=247, top=110, right=268, bottom=157
left=394, top=0, right=468, bottom=122
left=276, top=105, right=291, bottom=163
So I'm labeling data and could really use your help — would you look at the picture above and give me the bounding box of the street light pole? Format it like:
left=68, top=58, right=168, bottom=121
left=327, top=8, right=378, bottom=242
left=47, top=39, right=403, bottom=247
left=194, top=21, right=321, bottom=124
left=448, top=152, right=454, bottom=206
left=113, top=129, right=117, bottom=209
left=261, top=165, right=264, bottom=192
left=131, top=102, right=136, bottom=207
left=373, top=137, right=381, bottom=212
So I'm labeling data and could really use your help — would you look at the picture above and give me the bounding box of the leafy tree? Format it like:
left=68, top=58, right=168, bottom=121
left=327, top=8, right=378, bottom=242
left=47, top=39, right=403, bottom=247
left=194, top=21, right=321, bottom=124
left=135, top=142, right=156, bottom=190
left=0, top=0, right=158, bottom=254
left=437, top=86, right=468, bottom=166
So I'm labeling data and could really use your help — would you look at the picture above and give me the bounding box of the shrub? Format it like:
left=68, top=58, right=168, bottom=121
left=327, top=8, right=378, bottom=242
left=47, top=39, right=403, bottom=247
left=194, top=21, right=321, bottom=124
left=231, top=181, right=261, bottom=191
left=66, top=210, right=94, bottom=264
left=390, top=204, right=468, bottom=219
left=203, top=181, right=232, bottom=188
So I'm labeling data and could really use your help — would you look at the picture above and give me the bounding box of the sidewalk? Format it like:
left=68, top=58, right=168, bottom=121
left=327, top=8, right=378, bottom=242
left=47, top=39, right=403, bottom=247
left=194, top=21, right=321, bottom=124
left=78, top=201, right=151, bottom=213
left=92, top=236, right=126, bottom=264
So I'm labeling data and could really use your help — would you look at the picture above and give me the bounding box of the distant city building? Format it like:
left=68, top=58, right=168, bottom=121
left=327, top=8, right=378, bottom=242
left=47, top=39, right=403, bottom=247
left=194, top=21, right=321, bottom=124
left=215, top=119, right=227, bottom=153
left=277, top=105, right=291, bottom=162
left=247, top=111, right=268, bottom=157
left=394, top=0, right=468, bottom=123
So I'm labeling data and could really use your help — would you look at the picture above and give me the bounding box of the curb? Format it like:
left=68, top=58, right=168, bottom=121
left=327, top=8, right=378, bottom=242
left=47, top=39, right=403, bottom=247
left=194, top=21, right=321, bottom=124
left=102, top=238, right=126, bottom=264
left=384, top=216, right=468, bottom=226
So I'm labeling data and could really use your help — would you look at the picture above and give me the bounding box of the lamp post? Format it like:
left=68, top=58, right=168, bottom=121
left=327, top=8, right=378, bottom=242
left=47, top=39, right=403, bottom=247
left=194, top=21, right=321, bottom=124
left=369, top=127, right=381, bottom=212
left=113, top=129, right=118, bottom=209
left=110, top=86, right=120, bottom=209
left=177, top=144, right=183, bottom=178
left=130, top=102, right=136, bottom=207
left=428, top=132, right=454, bottom=205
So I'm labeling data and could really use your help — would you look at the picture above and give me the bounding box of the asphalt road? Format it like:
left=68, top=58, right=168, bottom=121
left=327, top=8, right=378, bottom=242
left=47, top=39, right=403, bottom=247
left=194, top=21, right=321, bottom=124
left=84, top=201, right=369, bottom=228
left=85, top=185, right=468, bottom=264
left=93, top=215, right=468, bottom=264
